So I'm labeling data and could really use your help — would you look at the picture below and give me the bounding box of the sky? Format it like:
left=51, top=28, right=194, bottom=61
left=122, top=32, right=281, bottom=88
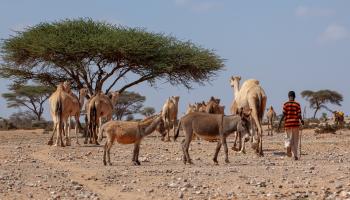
left=0, top=0, right=350, bottom=120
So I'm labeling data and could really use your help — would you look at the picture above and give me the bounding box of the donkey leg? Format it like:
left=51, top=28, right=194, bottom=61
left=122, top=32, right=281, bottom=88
left=222, top=137, right=230, bottom=164
left=132, top=142, right=141, bottom=166
left=213, top=140, right=222, bottom=165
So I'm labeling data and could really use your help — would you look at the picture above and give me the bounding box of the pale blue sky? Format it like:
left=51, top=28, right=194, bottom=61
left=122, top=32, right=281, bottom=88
left=1, top=0, right=349, bottom=119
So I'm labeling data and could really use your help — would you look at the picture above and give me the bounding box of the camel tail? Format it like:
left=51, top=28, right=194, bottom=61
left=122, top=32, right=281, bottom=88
left=174, top=119, right=181, bottom=141
left=56, top=97, right=63, bottom=130
left=259, top=94, right=267, bottom=122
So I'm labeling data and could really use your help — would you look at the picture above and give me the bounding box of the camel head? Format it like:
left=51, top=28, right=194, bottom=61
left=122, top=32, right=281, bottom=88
left=63, top=80, right=72, bottom=93
left=209, top=96, right=220, bottom=105
left=79, top=88, right=88, bottom=97
left=109, top=91, right=120, bottom=105
left=171, top=96, right=180, bottom=104
left=230, top=76, right=241, bottom=88
left=186, top=104, right=196, bottom=114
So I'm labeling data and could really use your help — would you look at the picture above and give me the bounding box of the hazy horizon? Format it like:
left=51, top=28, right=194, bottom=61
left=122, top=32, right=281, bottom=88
left=1, top=0, right=349, bottom=120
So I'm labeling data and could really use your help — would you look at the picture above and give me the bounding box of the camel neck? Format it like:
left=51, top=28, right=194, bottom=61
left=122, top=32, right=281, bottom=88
left=232, top=84, right=239, bottom=98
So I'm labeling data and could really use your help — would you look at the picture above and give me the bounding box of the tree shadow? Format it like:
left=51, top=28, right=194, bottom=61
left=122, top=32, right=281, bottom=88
left=273, top=151, right=287, bottom=156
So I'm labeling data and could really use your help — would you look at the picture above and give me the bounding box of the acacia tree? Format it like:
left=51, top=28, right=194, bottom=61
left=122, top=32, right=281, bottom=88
left=0, top=18, right=224, bottom=95
left=113, top=91, right=146, bottom=120
left=301, top=90, right=343, bottom=118
left=2, top=84, right=54, bottom=120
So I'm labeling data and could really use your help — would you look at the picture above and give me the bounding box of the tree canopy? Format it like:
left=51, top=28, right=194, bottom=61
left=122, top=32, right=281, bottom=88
left=140, top=107, right=156, bottom=117
left=301, top=89, right=343, bottom=118
left=0, top=18, right=224, bottom=95
left=2, top=84, right=54, bottom=121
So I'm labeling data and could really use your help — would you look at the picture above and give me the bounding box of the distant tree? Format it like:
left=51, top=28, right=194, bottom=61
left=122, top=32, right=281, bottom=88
left=301, top=90, right=343, bottom=118
left=140, top=107, right=156, bottom=117
left=2, top=84, right=54, bottom=120
left=0, top=18, right=224, bottom=95
left=113, top=91, right=145, bottom=120
left=8, top=111, right=37, bottom=129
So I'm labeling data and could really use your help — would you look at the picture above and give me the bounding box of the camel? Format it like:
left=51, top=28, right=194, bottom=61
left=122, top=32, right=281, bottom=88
left=47, top=83, right=70, bottom=147
left=186, top=104, right=197, bottom=114
left=86, top=91, right=120, bottom=145
left=161, top=96, right=180, bottom=141
left=174, top=109, right=251, bottom=165
left=205, top=97, right=222, bottom=114
left=333, top=111, right=345, bottom=127
left=266, top=106, right=277, bottom=136
left=229, top=76, right=267, bottom=156
left=101, top=114, right=165, bottom=166
left=61, top=81, right=88, bottom=145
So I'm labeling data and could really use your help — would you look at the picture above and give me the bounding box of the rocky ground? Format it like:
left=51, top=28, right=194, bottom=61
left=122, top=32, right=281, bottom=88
left=0, top=127, right=350, bottom=200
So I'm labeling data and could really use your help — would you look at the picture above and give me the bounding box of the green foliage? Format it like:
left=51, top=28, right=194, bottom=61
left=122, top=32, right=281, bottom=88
left=2, top=84, right=54, bottom=120
left=113, top=91, right=146, bottom=120
left=1, top=18, right=224, bottom=94
left=140, top=107, right=156, bottom=117
left=301, top=89, right=343, bottom=118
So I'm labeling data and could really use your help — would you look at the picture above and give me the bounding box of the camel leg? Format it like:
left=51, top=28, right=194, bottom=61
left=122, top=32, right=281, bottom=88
left=222, top=137, right=229, bottom=164
left=65, top=120, right=71, bottom=146
left=132, top=141, right=141, bottom=166
left=213, top=140, right=222, bottom=165
left=57, top=122, right=65, bottom=147
left=48, top=123, right=57, bottom=145
left=74, top=116, right=80, bottom=145
left=181, top=139, right=187, bottom=164
left=84, top=116, right=88, bottom=144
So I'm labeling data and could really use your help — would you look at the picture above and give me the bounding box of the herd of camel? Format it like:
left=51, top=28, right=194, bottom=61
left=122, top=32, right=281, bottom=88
left=47, top=76, right=282, bottom=165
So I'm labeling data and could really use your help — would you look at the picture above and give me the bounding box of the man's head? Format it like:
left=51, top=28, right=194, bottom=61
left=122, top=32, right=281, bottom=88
left=288, top=91, right=296, bottom=100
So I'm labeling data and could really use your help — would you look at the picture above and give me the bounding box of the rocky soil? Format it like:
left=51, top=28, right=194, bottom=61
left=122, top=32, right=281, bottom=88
left=0, top=128, right=350, bottom=200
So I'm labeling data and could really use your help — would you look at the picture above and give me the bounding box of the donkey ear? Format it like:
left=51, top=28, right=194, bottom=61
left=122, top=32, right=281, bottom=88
left=239, top=107, right=244, bottom=117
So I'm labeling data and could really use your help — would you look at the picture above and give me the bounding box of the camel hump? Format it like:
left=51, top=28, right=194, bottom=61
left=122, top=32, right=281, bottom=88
left=245, top=79, right=260, bottom=85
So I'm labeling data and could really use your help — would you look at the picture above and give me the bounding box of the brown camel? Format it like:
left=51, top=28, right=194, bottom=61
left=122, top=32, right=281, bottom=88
left=161, top=96, right=180, bottom=141
left=266, top=106, right=277, bottom=136
left=86, top=91, right=119, bottom=145
left=186, top=104, right=197, bottom=114
left=205, top=96, right=222, bottom=114
left=102, top=114, right=165, bottom=166
left=174, top=109, right=251, bottom=165
left=229, top=76, right=267, bottom=156
left=333, top=111, right=345, bottom=127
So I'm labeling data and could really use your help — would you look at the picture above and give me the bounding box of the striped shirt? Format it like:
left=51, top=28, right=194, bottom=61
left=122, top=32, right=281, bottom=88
left=283, top=100, right=302, bottom=128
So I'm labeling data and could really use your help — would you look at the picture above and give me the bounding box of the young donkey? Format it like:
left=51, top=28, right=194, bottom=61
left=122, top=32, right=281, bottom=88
left=175, top=109, right=251, bottom=165
left=101, top=114, right=164, bottom=166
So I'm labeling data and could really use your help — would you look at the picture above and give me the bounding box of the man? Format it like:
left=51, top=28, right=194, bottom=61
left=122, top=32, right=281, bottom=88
left=278, top=91, right=304, bottom=160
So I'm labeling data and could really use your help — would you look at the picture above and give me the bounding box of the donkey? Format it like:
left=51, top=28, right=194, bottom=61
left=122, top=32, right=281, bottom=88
left=174, top=109, right=251, bottom=165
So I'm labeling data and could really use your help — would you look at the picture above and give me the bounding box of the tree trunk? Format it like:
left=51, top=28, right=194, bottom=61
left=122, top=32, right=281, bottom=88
left=313, top=108, right=319, bottom=119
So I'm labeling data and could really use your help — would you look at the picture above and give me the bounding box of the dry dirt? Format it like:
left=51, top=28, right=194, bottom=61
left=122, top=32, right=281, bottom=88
left=0, top=127, right=350, bottom=200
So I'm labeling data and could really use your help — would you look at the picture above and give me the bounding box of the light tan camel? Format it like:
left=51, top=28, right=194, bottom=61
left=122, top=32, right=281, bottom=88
left=186, top=104, right=197, bottom=114
left=60, top=81, right=88, bottom=145
left=86, top=91, right=120, bottom=145
left=47, top=83, right=70, bottom=147
left=101, top=114, right=165, bottom=166
left=174, top=109, right=251, bottom=165
left=266, top=106, right=277, bottom=136
left=161, top=96, right=180, bottom=141
left=229, top=76, right=267, bottom=156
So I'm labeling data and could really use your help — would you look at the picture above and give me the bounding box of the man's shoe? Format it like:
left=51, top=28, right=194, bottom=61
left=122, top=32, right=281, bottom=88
left=294, top=156, right=299, bottom=160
